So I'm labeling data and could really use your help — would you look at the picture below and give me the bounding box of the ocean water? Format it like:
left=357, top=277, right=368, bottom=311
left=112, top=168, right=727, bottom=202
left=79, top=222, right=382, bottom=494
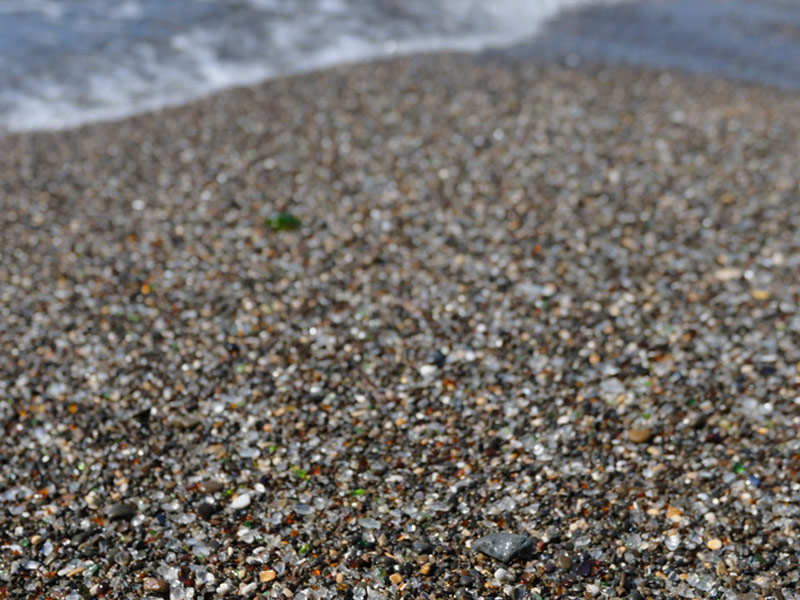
left=1, top=0, right=799, bottom=134
left=504, top=0, right=800, bottom=90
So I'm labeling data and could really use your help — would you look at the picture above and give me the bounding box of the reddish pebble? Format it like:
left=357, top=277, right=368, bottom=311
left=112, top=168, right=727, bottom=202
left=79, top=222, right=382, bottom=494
left=143, top=577, right=169, bottom=596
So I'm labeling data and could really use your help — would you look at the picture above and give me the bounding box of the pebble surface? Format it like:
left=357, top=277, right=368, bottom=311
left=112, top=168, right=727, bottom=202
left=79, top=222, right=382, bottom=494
left=1, top=53, right=800, bottom=599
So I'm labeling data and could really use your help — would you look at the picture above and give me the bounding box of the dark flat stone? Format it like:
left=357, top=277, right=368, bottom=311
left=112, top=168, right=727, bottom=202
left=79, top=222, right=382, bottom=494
left=472, top=532, right=534, bottom=564
left=196, top=501, right=220, bottom=520
left=107, top=503, right=136, bottom=521
left=577, top=558, right=595, bottom=577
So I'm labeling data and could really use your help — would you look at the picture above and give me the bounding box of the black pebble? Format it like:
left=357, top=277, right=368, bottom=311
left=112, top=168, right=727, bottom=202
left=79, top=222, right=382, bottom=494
left=413, top=538, right=435, bottom=554
left=577, top=558, right=594, bottom=577
left=196, top=501, right=220, bottom=520
left=430, top=350, right=447, bottom=368
left=133, top=407, right=151, bottom=426
left=73, top=529, right=96, bottom=545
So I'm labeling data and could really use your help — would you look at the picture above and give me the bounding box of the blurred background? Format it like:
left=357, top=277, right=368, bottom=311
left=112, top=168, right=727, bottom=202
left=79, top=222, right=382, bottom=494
left=1, top=0, right=799, bottom=134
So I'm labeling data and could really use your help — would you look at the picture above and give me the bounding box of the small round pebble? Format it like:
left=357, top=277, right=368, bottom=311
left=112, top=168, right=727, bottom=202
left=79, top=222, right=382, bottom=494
left=259, top=570, right=277, bottom=583
left=198, top=479, right=225, bottom=493
left=230, top=493, right=251, bottom=509
left=556, top=554, right=573, bottom=570
left=707, top=538, right=723, bottom=550
left=627, top=428, right=652, bottom=444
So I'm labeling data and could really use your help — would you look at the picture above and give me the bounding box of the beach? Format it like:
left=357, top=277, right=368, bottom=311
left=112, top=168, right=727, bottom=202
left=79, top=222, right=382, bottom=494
left=1, top=53, right=800, bottom=599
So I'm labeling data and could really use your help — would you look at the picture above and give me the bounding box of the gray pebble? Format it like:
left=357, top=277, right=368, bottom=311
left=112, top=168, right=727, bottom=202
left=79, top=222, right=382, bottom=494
left=107, top=503, right=136, bottom=521
left=198, top=479, right=224, bottom=493
left=472, top=532, right=534, bottom=564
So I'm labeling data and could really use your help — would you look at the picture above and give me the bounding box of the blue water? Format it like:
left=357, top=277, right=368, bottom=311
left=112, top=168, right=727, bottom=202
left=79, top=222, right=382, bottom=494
left=503, top=0, right=800, bottom=90
left=1, top=0, right=799, bottom=134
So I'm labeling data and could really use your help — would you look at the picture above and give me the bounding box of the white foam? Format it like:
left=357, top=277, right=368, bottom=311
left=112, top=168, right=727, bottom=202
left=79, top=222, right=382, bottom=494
left=1, top=0, right=65, bottom=19
left=110, top=1, right=143, bottom=20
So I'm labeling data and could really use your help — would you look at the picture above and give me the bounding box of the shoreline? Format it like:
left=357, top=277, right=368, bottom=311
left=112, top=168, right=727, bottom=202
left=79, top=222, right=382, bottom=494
left=5, top=0, right=800, bottom=137
left=3, top=45, right=800, bottom=142
left=2, top=53, right=799, bottom=599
